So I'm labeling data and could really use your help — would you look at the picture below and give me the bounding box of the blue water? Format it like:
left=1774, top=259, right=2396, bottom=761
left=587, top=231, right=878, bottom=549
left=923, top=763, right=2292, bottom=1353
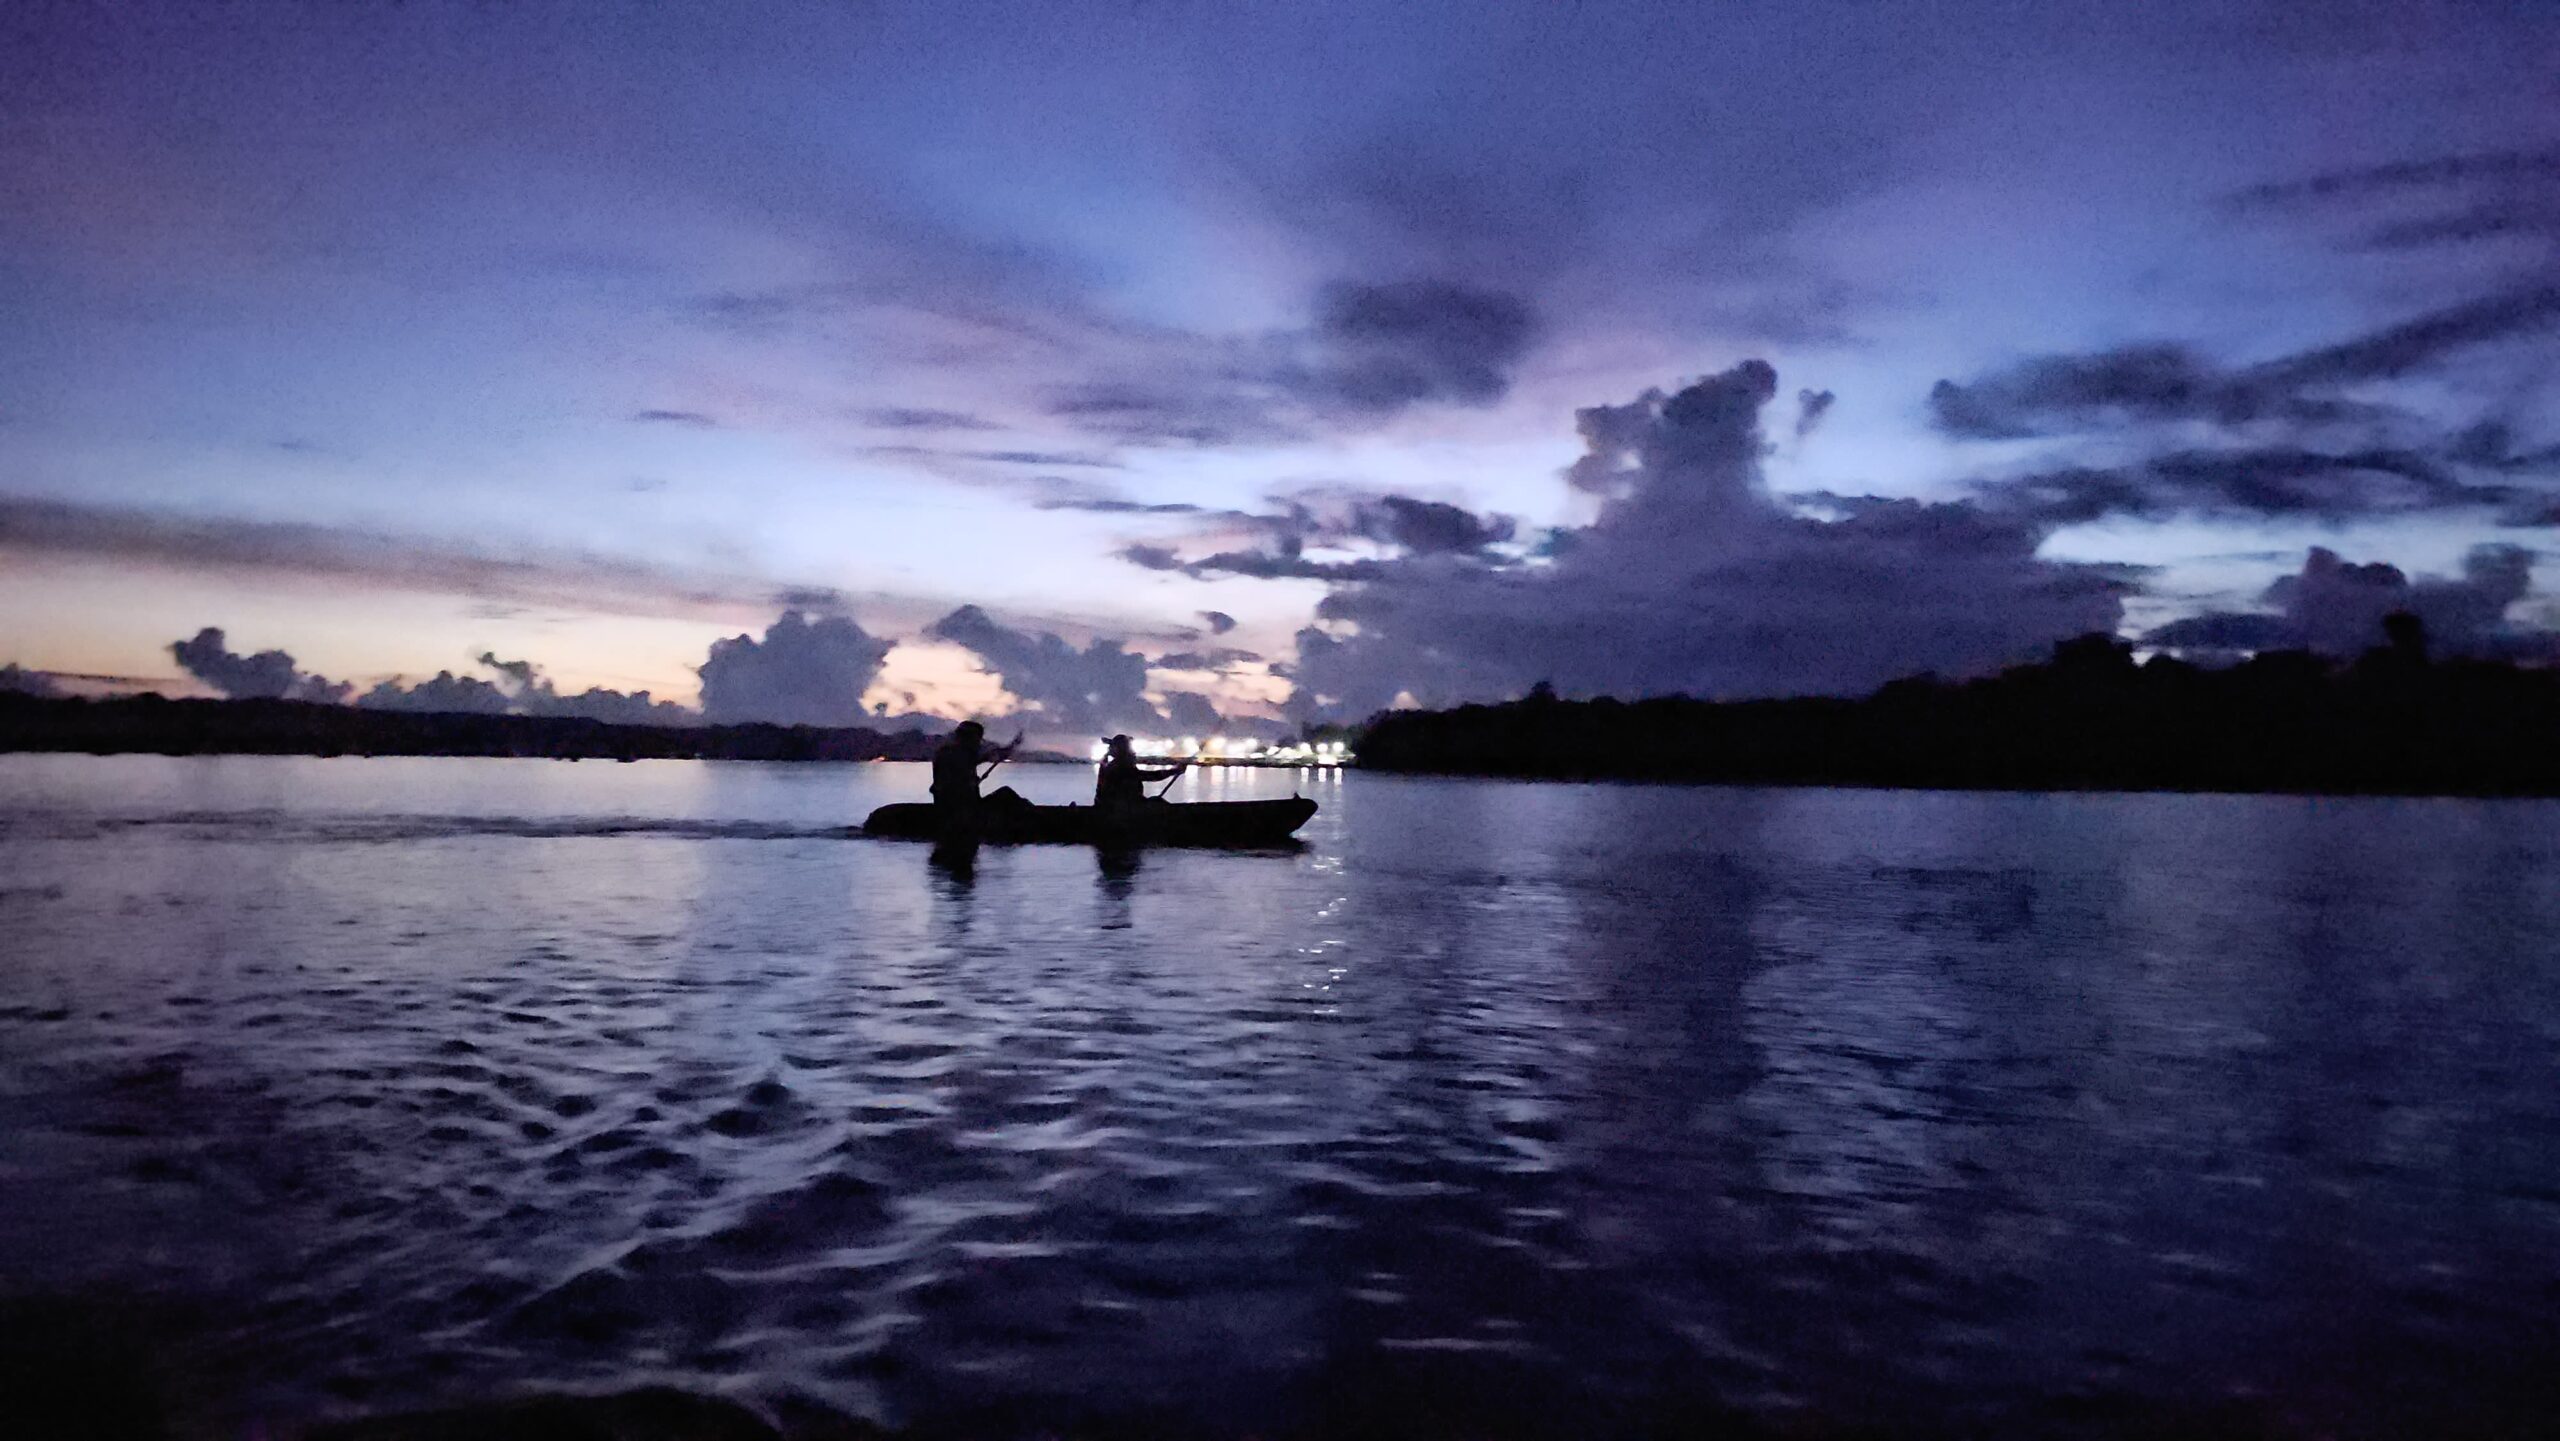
left=4, top=755, right=2559, bottom=1437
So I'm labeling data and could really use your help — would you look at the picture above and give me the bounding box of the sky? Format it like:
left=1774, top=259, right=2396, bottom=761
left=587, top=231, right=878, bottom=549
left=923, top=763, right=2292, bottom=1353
left=4, top=0, right=2557, bottom=738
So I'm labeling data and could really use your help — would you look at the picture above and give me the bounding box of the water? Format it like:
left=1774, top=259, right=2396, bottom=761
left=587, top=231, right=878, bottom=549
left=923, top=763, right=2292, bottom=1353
left=4, top=755, right=2559, bottom=1438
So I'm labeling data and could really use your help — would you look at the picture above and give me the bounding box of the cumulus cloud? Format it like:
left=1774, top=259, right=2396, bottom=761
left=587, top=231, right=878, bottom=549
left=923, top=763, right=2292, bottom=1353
left=697, top=610, right=895, bottom=727
left=1199, top=610, right=1237, bottom=635
left=169, top=628, right=351, bottom=703
left=0, top=663, right=64, bottom=698
left=2145, top=545, right=2550, bottom=660
left=1275, top=360, right=2126, bottom=719
left=357, top=670, right=513, bottom=715
left=922, top=604, right=1161, bottom=734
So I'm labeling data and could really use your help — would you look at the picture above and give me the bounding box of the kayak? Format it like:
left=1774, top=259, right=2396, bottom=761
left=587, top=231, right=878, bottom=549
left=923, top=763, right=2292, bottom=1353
left=861, top=796, right=1317, bottom=847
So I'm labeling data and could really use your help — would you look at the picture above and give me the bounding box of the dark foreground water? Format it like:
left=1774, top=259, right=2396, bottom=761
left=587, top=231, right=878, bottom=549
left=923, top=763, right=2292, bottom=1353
left=4, top=756, right=2559, bottom=1438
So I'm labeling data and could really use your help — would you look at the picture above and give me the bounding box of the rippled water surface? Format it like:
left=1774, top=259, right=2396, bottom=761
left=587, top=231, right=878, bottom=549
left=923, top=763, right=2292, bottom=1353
left=6, top=755, right=2560, bottom=1437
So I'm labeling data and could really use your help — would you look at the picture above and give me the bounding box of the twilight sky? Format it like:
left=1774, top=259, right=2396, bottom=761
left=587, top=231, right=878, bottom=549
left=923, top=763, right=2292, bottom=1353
left=5, top=0, right=2557, bottom=736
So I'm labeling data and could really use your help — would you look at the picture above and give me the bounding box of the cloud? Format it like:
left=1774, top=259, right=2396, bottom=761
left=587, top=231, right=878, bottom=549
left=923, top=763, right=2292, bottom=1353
left=1793, top=388, right=1836, bottom=439
left=2145, top=544, right=2548, bottom=660
left=169, top=627, right=351, bottom=703
left=2232, top=147, right=2560, bottom=258
left=1119, top=488, right=1519, bottom=580
left=633, top=409, right=719, bottom=427
left=696, top=610, right=895, bottom=727
left=923, top=604, right=1161, bottom=734
left=1199, top=610, right=1237, bottom=635
left=970, top=449, right=1122, bottom=469
left=1034, top=496, right=1208, bottom=515
left=1292, top=280, right=1538, bottom=414
left=858, top=408, right=999, bottom=431
left=1045, top=381, right=1301, bottom=449
left=357, top=670, right=513, bottom=715
left=1161, top=690, right=1224, bottom=735
left=1928, top=149, right=2560, bottom=539
left=1155, top=647, right=1264, bottom=672
left=1353, top=495, right=1518, bottom=554
left=1980, top=447, right=2502, bottom=526
left=1275, top=360, right=2127, bottom=719
left=1042, top=277, right=1542, bottom=449
left=0, top=496, right=1000, bottom=631
left=0, top=663, right=64, bottom=699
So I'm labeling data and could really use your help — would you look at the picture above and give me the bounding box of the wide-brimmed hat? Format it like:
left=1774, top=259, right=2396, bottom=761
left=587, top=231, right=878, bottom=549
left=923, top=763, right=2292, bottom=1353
left=1106, top=733, right=1133, bottom=747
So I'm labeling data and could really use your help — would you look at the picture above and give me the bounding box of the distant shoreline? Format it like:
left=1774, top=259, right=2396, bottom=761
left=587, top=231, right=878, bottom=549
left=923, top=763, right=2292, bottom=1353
left=0, top=692, right=971, bottom=764
left=1352, top=634, right=2560, bottom=800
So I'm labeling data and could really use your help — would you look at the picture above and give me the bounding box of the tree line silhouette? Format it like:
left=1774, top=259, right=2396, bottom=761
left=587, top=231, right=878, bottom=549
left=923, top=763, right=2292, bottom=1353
left=1355, top=614, right=2560, bottom=796
left=0, top=692, right=947, bottom=763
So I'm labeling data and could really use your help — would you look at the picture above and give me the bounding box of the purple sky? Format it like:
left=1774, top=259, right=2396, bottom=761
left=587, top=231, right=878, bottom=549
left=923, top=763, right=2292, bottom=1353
left=4, top=0, right=2556, bottom=735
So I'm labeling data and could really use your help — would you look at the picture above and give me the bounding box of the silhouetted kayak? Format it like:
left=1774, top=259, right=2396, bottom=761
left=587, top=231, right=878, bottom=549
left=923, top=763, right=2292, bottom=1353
left=861, top=797, right=1317, bottom=847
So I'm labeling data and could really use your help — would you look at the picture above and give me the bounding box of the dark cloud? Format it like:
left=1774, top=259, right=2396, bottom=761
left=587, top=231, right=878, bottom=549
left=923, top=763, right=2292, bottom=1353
left=1933, top=290, right=2560, bottom=443
left=169, top=628, right=351, bottom=703
left=358, top=670, right=513, bottom=715
left=1199, top=610, right=1237, bottom=635
left=1295, top=280, right=1538, bottom=414
left=1161, top=690, right=1224, bottom=736
left=1120, top=488, right=1518, bottom=579
left=2145, top=544, right=2548, bottom=659
left=1167, top=550, right=1397, bottom=584
left=1931, top=346, right=2241, bottom=439
left=1043, top=278, right=1541, bottom=450
left=1281, top=361, right=2126, bottom=719
left=858, top=407, right=999, bottom=431
left=1032, top=498, right=1206, bottom=515
left=1353, top=495, right=1517, bottom=554
left=1982, top=447, right=2503, bottom=526
left=923, top=604, right=1164, bottom=735
left=1793, top=388, right=1836, bottom=439
left=697, top=611, right=895, bottom=727
left=1154, top=647, right=1264, bottom=672
left=1045, top=381, right=1301, bottom=449
left=632, top=409, right=719, bottom=427
left=2233, top=148, right=2560, bottom=209
left=0, top=663, right=64, bottom=699
left=1929, top=148, right=2560, bottom=540
left=2232, top=147, right=2560, bottom=259
left=2256, top=286, right=2560, bottom=390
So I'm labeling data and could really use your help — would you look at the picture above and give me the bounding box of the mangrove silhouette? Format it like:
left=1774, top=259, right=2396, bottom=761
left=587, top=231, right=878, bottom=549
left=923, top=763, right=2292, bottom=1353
left=0, top=692, right=951, bottom=763
left=1355, top=615, right=2560, bottom=797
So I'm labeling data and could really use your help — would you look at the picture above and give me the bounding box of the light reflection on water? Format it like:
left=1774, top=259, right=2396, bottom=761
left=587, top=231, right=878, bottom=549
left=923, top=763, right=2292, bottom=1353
left=2, top=756, right=2558, bottom=1437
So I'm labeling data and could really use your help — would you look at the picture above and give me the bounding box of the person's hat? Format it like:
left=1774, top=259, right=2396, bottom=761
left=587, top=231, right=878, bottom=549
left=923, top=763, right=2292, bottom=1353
left=955, top=720, right=985, bottom=736
left=1106, top=733, right=1132, bottom=747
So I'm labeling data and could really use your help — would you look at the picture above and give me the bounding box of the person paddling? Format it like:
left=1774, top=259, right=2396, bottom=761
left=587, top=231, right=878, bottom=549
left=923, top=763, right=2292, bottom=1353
left=1094, top=734, right=1186, bottom=820
left=931, top=721, right=1028, bottom=833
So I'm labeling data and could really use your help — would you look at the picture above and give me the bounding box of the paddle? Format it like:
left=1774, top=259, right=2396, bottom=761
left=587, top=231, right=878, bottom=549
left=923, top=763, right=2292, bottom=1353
left=979, top=727, right=1026, bottom=781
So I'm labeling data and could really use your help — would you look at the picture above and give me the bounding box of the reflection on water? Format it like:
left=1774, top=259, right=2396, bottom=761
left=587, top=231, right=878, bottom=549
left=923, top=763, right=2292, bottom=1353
left=3, top=756, right=2559, bottom=1437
